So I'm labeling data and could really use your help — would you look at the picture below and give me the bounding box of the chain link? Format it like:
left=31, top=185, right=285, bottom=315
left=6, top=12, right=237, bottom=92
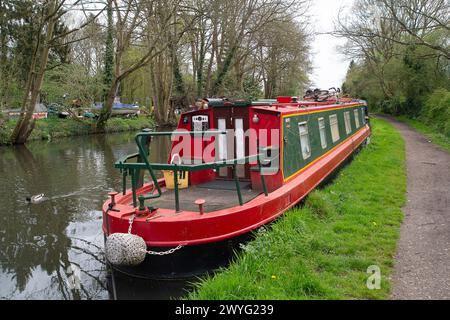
left=147, top=245, right=184, bottom=256
left=128, top=214, right=135, bottom=234
left=128, top=214, right=184, bottom=256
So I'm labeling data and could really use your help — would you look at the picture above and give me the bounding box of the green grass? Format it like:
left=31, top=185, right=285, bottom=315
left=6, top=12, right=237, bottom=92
left=188, top=118, right=406, bottom=300
left=395, top=116, right=450, bottom=153
left=0, top=116, right=155, bottom=145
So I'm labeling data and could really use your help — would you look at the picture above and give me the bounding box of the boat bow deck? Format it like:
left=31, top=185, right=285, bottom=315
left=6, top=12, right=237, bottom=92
left=147, top=180, right=261, bottom=213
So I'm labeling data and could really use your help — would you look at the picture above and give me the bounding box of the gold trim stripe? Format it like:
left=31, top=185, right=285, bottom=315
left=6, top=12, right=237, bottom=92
left=280, top=104, right=367, bottom=182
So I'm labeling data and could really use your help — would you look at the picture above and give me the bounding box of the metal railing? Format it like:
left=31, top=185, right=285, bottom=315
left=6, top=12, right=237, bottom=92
left=115, top=129, right=273, bottom=212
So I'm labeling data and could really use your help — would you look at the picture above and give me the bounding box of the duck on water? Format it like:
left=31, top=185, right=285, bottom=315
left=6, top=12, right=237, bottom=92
left=102, top=89, right=372, bottom=279
left=26, top=194, right=48, bottom=204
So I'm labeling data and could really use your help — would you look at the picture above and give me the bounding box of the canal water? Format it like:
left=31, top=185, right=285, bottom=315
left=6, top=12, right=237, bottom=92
left=0, top=131, right=195, bottom=300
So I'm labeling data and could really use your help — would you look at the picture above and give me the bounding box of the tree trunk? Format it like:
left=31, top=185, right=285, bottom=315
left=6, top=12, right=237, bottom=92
left=196, top=33, right=206, bottom=98
left=0, top=5, right=7, bottom=109
left=151, top=53, right=176, bottom=126
left=103, top=0, right=114, bottom=101
left=96, top=0, right=115, bottom=132
left=96, top=80, right=119, bottom=132
left=211, top=44, right=237, bottom=96
left=10, top=1, right=57, bottom=145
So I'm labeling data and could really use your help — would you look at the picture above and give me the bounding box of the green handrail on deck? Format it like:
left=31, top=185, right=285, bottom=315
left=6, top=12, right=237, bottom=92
left=115, top=129, right=274, bottom=211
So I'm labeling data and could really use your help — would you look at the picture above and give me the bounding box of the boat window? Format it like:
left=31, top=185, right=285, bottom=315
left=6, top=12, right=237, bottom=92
left=344, top=111, right=352, bottom=134
left=330, top=114, right=340, bottom=143
left=354, top=109, right=360, bottom=128
left=361, top=108, right=365, bottom=124
left=318, top=117, right=327, bottom=149
left=298, top=122, right=311, bottom=160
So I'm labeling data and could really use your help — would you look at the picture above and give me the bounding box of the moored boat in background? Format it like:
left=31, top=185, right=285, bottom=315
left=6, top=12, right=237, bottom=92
left=93, top=97, right=140, bottom=118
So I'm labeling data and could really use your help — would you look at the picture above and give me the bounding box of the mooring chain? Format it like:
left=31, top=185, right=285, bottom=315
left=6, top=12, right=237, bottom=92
left=128, top=214, right=135, bottom=234
left=128, top=214, right=184, bottom=256
left=147, top=245, right=184, bottom=256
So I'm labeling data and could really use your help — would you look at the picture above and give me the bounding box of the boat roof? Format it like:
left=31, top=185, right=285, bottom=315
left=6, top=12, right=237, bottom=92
left=251, top=100, right=366, bottom=116
left=201, top=97, right=367, bottom=116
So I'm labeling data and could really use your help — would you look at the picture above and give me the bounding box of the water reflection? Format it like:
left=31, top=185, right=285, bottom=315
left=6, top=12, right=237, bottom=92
left=107, top=271, right=196, bottom=300
left=0, top=131, right=186, bottom=300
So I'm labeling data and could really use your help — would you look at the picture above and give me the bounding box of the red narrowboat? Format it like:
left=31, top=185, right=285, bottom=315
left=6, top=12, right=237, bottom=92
left=102, top=93, right=371, bottom=279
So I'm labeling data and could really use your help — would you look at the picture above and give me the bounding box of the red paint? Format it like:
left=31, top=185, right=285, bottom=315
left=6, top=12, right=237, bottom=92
left=248, top=108, right=283, bottom=192
left=277, top=96, right=294, bottom=103
left=171, top=108, right=216, bottom=186
left=103, top=97, right=371, bottom=247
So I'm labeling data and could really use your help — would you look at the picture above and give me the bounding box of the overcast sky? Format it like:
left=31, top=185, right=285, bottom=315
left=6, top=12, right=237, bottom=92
left=308, top=0, right=354, bottom=90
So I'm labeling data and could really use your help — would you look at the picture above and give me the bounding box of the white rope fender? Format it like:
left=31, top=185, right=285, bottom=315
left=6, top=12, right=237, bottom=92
left=105, top=214, right=185, bottom=266
left=105, top=233, right=147, bottom=266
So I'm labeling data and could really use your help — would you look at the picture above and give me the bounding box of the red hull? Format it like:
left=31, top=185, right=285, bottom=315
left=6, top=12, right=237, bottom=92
left=103, top=125, right=371, bottom=247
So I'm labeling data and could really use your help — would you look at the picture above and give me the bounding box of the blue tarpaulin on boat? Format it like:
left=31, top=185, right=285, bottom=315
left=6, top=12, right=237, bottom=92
left=93, top=102, right=139, bottom=110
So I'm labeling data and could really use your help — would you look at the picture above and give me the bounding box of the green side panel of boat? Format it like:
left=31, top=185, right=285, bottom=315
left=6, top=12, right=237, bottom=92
left=282, top=105, right=367, bottom=180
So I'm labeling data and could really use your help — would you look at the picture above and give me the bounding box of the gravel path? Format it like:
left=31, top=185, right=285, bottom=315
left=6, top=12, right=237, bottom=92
left=385, top=117, right=450, bottom=299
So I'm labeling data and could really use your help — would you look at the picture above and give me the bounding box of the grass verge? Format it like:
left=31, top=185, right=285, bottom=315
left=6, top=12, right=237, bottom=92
left=0, top=116, right=154, bottom=145
left=188, top=118, right=406, bottom=300
left=395, top=116, right=450, bottom=153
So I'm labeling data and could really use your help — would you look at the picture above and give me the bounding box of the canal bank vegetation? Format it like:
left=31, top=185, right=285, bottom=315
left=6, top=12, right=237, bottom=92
left=0, top=117, right=154, bottom=146
left=188, top=118, right=406, bottom=299
left=395, top=115, right=450, bottom=154
left=336, top=0, right=449, bottom=145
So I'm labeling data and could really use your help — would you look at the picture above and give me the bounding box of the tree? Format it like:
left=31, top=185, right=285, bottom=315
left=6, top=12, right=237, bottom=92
left=9, top=0, right=105, bottom=144
left=96, top=0, right=190, bottom=130
left=378, top=0, right=449, bottom=59
left=103, top=0, right=114, bottom=102
left=10, top=0, right=60, bottom=144
left=0, top=0, right=36, bottom=109
left=0, top=0, right=9, bottom=109
left=41, top=64, right=104, bottom=108
left=182, top=0, right=310, bottom=99
left=209, top=0, right=302, bottom=96
left=336, top=0, right=449, bottom=59
left=254, top=18, right=310, bottom=98
left=71, top=13, right=106, bottom=77
left=337, top=0, right=450, bottom=116
left=2, top=0, right=313, bottom=136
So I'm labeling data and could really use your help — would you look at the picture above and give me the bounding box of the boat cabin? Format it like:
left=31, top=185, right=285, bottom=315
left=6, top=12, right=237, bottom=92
left=114, top=96, right=369, bottom=214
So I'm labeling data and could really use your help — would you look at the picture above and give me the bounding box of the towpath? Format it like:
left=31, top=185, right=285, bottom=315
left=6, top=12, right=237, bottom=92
left=383, top=117, right=450, bottom=299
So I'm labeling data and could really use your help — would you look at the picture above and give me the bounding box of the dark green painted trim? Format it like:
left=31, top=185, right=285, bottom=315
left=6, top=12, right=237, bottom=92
left=282, top=105, right=367, bottom=179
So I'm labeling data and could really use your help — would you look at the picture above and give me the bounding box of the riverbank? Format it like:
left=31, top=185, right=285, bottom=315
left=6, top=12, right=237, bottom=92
left=394, top=116, right=450, bottom=154
left=0, top=117, right=155, bottom=145
left=188, top=118, right=406, bottom=300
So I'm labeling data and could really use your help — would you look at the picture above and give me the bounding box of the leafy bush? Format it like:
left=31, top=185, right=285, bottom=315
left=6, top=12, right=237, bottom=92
left=420, top=88, right=450, bottom=138
left=0, top=119, right=15, bottom=145
left=378, top=96, right=407, bottom=115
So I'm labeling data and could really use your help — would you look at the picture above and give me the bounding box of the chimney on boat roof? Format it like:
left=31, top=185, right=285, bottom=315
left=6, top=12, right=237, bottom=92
left=277, top=96, right=298, bottom=103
